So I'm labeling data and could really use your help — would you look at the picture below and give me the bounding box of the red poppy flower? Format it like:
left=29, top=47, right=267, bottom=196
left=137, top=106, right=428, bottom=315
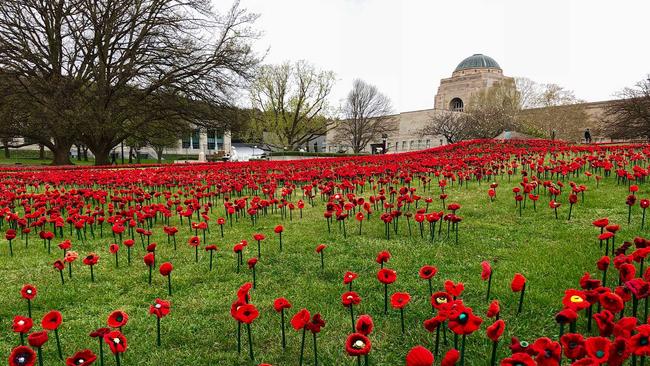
left=619, top=263, right=636, bottom=282
left=584, top=336, right=610, bottom=363
left=606, top=224, right=621, bottom=233
left=418, top=265, right=437, bottom=280
left=27, top=331, right=48, bottom=348
left=315, top=244, right=326, bottom=253
left=342, top=291, right=361, bottom=307
left=274, top=225, right=284, bottom=234
left=237, top=282, right=252, bottom=303
left=20, top=285, right=37, bottom=300
left=106, top=310, right=128, bottom=329
left=12, top=316, right=33, bottom=334
left=8, top=346, right=36, bottom=366
left=447, top=303, right=483, bottom=335
left=103, top=330, right=127, bottom=354
left=355, top=212, right=364, bottom=222
left=376, top=250, right=391, bottom=264
left=82, top=253, right=99, bottom=266
left=343, top=271, right=358, bottom=284
left=143, top=252, right=155, bottom=267
left=123, top=239, right=134, bottom=248
left=486, top=319, right=505, bottom=342
left=405, top=345, right=434, bottom=366
left=480, top=261, right=492, bottom=280
left=291, top=309, right=311, bottom=330
left=108, top=243, right=119, bottom=254
left=431, top=291, right=452, bottom=309
left=593, top=218, right=609, bottom=228
left=58, top=240, right=71, bottom=250
left=159, top=262, right=173, bottom=276
left=344, top=311, right=370, bottom=335
left=532, top=337, right=561, bottom=365
left=642, top=199, right=650, bottom=209
left=630, top=324, right=650, bottom=356
left=377, top=268, right=397, bottom=284
left=247, top=258, right=258, bottom=269
left=555, top=308, right=578, bottom=324
left=562, top=289, right=590, bottom=311
left=511, top=273, right=526, bottom=292
left=423, top=315, right=444, bottom=333
left=188, top=236, right=200, bottom=247
left=600, top=292, right=624, bottom=313
left=149, top=299, right=171, bottom=318
left=273, top=297, right=292, bottom=312
left=593, top=310, right=615, bottom=337
left=89, top=327, right=110, bottom=339
left=253, top=233, right=265, bottom=241
left=66, top=349, right=97, bottom=366
left=614, top=317, right=638, bottom=339
left=41, top=310, right=62, bottom=330
left=54, top=260, right=65, bottom=271
left=5, top=229, right=17, bottom=241
left=146, top=243, right=156, bottom=252
left=234, top=304, right=259, bottom=324
left=608, top=336, right=631, bottom=366
left=441, top=348, right=459, bottom=366
left=345, top=333, right=371, bottom=356
left=487, top=300, right=500, bottom=318
left=307, top=313, right=325, bottom=333
left=390, top=292, right=411, bottom=309
left=560, top=333, right=585, bottom=360
left=65, top=251, right=78, bottom=263
left=501, top=353, right=535, bottom=366
left=444, top=280, right=464, bottom=297
left=597, top=256, right=610, bottom=271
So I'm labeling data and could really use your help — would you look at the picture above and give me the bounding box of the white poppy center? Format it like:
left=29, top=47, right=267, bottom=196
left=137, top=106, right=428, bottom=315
left=155, top=304, right=161, bottom=308
left=347, top=296, right=353, bottom=300
left=18, top=320, right=24, bottom=325
left=113, top=338, right=120, bottom=344
left=353, top=340, right=365, bottom=349
left=18, top=356, right=26, bottom=362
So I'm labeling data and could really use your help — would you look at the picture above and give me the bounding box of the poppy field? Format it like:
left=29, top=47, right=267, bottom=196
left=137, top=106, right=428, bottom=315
left=3, top=139, right=650, bottom=366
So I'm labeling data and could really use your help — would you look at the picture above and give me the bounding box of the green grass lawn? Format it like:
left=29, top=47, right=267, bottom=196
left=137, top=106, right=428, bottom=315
left=0, top=173, right=643, bottom=365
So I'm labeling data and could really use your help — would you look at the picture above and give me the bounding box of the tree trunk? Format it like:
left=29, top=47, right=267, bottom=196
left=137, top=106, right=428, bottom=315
left=128, top=147, right=133, bottom=164
left=92, top=145, right=113, bottom=166
left=38, top=144, right=45, bottom=159
left=82, top=146, right=88, bottom=161
left=76, top=144, right=82, bottom=161
left=3, top=145, right=9, bottom=158
left=155, top=148, right=163, bottom=163
left=51, top=144, right=73, bottom=165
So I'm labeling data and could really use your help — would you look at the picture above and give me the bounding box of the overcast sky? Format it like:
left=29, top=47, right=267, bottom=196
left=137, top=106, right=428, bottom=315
left=232, top=0, right=649, bottom=112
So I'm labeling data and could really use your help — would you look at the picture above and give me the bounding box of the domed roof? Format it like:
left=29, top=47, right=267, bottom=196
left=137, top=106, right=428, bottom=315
left=454, top=54, right=501, bottom=72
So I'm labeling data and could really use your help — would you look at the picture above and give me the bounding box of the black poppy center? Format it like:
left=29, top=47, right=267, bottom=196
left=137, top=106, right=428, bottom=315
left=457, top=313, right=468, bottom=324
left=116, top=315, right=123, bottom=322
left=641, top=337, right=649, bottom=346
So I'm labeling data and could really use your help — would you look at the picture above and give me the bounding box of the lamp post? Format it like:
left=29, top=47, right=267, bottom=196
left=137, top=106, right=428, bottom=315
left=381, top=133, right=388, bottom=154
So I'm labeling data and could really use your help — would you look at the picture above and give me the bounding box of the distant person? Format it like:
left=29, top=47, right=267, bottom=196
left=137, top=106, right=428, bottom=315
left=584, top=128, right=592, bottom=144
left=551, top=129, right=556, bottom=141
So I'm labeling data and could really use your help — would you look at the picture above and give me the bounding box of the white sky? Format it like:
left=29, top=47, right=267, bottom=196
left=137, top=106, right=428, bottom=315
left=231, top=0, right=650, bottom=112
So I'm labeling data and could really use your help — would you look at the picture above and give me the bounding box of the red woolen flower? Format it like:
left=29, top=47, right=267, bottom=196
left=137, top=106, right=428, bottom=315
left=593, top=310, right=615, bottom=337
left=108, top=243, right=119, bottom=254
left=480, top=261, right=492, bottom=280
left=344, top=271, right=358, bottom=284
left=600, top=292, right=624, bottom=313
left=253, top=233, right=265, bottom=241
left=560, top=333, right=586, bottom=360
left=355, top=212, right=364, bottom=222
left=315, top=244, right=326, bottom=253
left=418, top=265, right=437, bottom=280
left=341, top=291, right=361, bottom=307
left=103, top=330, right=127, bottom=354
left=41, top=310, right=62, bottom=330
left=597, top=256, right=610, bottom=271
left=27, top=331, right=48, bottom=348
left=555, top=308, right=578, bottom=325
left=8, top=346, right=36, bottom=366
left=376, top=250, right=391, bottom=264
left=12, top=316, right=33, bottom=334
left=188, top=236, right=200, bottom=247
left=247, top=258, right=258, bottom=269
left=447, top=303, right=483, bottom=335
left=143, top=253, right=154, bottom=267
left=274, top=225, right=284, bottom=234
left=356, top=315, right=374, bottom=335
left=5, top=229, right=17, bottom=241
left=20, top=285, right=37, bottom=300
left=291, top=309, right=311, bottom=330
left=585, top=336, right=610, bottom=363
left=146, top=243, right=157, bottom=252
left=441, top=349, right=460, bottom=366
left=390, top=292, right=411, bottom=309
left=54, top=260, right=65, bottom=271
left=345, top=333, right=371, bottom=356
left=82, top=253, right=99, bottom=266
left=377, top=268, right=397, bottom=284
left=307, top=313, right=326, bottom=333
left=123, top=239, right=134, bottom=248
left=107, top=310, right=128, bottom=328
left=66, top=349, right=97, bottom=366
left=444, top=280, right=464, bottom=297
left=532, top=337, right=561, bottom=365
left=501, top=353, right=535, bottom=366
left=431, top=291, right=452, bottom=309
left=273, top=297, right=292, bottom=312
left=641, top=199, right=650, bottom=209
left=486, top=319, right=505, bottom=342
left=234, top=304, right=259, bottom=324
left=562, top=289, right=590, bottom=311
left=487, top=300, right=500, bottom=318
left=159, top=262, right=173, bottom=276
left=511, top=273, right=526, bottom=292
left=405, top=345, right=434, bottom=366
left=149, top=299, right=171, bottom=318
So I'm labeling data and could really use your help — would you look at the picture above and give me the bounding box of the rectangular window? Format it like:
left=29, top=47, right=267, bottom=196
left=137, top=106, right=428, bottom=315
left=191, top=129, right=200, bottom=149
left=410, top=140, right=414, bottom=149
left=417, top=139, right=422, bottom=148
left=207, top=129, right=216, bottom=150
left=402, top=141, right=406, bottom=150
left=426, top=139, right=431, bottom=148
left=182, top=134, right=190, bottom=149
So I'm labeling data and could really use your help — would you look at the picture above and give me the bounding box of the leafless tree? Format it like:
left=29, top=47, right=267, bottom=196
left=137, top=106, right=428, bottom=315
left=0, top=0, right=260, bottom=164
left=249, top=60, right=335, bottom=150
left=419, top=111, right=469, bottom=144
left=332, top=79, right=396, bottom=153
left=605, top=76, right=650, bottom=139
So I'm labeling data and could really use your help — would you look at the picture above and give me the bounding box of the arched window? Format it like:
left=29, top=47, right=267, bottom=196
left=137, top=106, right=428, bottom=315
left=450, top=98, right=464, bottom=112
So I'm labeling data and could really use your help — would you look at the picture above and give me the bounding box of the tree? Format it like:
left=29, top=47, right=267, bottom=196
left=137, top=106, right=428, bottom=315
left=419, top=111, right=470, bottom=144
left=605, top=76, right=650, bottom=139
left=0, top=0, right=260, bottom=165
left=249, top=61, right=336, bottom=150
left=331, top=79, right=396, bottom=153
left=517, top=83, right=590, bottom=141
left=464, top=78, right=522, bottom=138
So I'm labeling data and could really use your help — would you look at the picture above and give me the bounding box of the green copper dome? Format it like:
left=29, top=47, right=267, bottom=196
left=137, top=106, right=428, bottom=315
left=454, top=54, right=501, bottom=71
